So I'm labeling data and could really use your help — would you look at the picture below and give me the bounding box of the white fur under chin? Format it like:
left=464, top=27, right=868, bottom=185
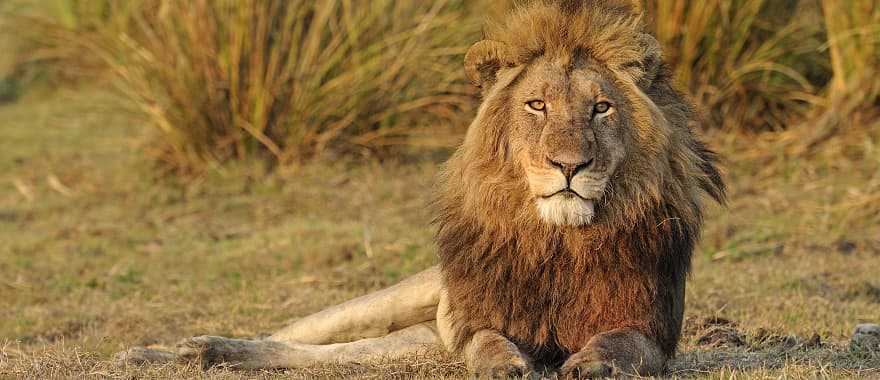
left=535, top=196, right=596, bottom=226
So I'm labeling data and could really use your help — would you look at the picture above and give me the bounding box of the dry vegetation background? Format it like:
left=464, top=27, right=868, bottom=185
left=0, top=0, right=878, bottom=378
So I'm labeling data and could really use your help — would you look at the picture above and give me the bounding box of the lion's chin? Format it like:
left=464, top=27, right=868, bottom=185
left=535, top=195, right=596, bottom=226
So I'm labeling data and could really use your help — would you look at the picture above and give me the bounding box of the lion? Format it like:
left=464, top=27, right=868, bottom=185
left=117, top=1, right=725, bottom=377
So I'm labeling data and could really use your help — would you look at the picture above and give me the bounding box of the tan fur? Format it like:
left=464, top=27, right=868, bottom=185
left=269, top=266, right=441, bottom=344
left=118, top=2, right=723, bottom=378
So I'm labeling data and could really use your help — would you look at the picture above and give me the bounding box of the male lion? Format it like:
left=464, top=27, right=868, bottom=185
left=119, top=0, right=725, bottom=377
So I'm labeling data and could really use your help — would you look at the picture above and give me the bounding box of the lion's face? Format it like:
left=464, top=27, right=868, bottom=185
left=506, top=57, right=628, bottom=226
left=454, top=2, right=723, bottom=232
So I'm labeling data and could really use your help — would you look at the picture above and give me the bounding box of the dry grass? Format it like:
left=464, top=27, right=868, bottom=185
left=644, top=0, right=826, bottom=131
left=1, top=89, right=878, bottom=379
left=2, top=0, right=481, bottom=173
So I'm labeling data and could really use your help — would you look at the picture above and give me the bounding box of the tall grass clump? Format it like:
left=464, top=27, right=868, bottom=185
left=65, top=0, right=478, bottom=172
left=777, top=0, right=880, bottom=155
left=644, top=0, right=826, bottom=131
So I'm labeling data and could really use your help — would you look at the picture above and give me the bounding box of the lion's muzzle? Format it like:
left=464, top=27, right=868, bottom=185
left=529, top=162, right=608, bottom=227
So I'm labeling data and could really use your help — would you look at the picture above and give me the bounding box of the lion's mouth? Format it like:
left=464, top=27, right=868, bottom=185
left=542, top=188, right=591, bottom=201
left=534, top=193, right=597, bottom=226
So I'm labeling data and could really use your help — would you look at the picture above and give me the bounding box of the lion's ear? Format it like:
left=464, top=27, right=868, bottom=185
left=624, top=33, right=663, bottom=89
left=464, top=40, right=515, bottom=93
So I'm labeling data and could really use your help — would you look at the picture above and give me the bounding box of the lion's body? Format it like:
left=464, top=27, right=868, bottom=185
left=118, top=1, right=724, bottom=377
left=437, top=1, right=723, bottom=371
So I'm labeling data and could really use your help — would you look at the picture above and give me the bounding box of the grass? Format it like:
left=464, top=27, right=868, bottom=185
left=1, top=87, right=879, bottom=378
left=2, top=0, right=481, bottom=173
left=645, top=0, right=825, bottom=131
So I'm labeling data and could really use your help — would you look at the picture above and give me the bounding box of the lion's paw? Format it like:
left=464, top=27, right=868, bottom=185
left=560, top=354, right=614, bottom=379
left=471, top=352, right=533, bottom=379
left=560, top=361, right=613, bottom=379
left=176, top=335, right=261, bottom=369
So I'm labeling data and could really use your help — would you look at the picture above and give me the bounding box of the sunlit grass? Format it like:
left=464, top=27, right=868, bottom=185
left=109, top=0, right=479, bottom=173
left=3, top=0, right=480, bottom=173
left=645, top=0, right=826, bottom=131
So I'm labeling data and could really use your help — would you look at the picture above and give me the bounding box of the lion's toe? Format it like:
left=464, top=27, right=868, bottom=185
left=560, top=359, right=613, bottom=379
left=471, top=354, right=533, bottom=379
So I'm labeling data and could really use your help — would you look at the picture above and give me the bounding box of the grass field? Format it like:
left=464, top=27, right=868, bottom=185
left=1, top=89, right=879, bottom=379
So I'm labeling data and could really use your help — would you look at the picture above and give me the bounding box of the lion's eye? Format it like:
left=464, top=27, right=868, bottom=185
left=526, top=100, right=546, bottom=112
left=594, top=102, right=611, bottom=114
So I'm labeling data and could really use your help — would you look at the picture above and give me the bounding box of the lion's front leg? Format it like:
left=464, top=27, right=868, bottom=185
left=435, top=289, right=532, bottom=377
left=559, top=328, right=666, bottom=378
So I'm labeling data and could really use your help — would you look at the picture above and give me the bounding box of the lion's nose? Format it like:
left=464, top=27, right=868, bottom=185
left=548, top=157, right=594, bottom=181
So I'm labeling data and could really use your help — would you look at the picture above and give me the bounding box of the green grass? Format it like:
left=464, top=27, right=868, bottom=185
left=1, top=88, right=879, bottom=378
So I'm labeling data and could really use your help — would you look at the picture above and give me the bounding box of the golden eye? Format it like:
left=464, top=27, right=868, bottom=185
left=526, top=100, right=546, bottom=112
left=594, top=102, right=611, bottom=114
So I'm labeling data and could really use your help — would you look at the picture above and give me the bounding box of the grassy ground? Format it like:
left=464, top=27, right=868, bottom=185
left=1, top=90, right=878, bottom=379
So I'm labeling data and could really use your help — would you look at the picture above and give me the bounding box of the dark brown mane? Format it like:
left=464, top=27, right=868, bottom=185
left=434, top=0, right=725, bottom=367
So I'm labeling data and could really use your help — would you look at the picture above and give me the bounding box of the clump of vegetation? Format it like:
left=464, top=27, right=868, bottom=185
left=112, top=1, right=478, bottom=172
left=645, top=0, right=826, bottom=131
left=4, top=0, right=480, bottom=173
left=793, top=0, right=880, bottom=152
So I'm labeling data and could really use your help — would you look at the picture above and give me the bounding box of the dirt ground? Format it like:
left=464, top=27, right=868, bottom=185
left=1, top=90, right=878, bottom=378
